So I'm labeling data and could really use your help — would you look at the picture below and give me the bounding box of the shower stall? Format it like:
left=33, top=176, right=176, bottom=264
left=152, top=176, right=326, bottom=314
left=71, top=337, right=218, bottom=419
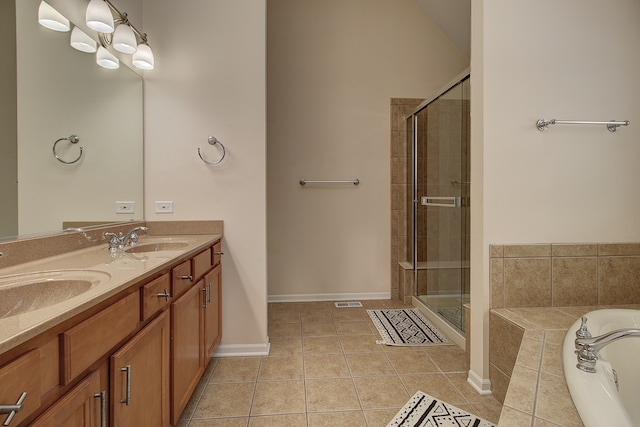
left=406, top=74, right=470, bottom=334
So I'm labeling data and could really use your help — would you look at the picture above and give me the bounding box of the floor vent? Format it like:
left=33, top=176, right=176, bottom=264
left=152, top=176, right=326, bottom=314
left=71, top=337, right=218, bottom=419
left=334, top=301, right=363, bottom=308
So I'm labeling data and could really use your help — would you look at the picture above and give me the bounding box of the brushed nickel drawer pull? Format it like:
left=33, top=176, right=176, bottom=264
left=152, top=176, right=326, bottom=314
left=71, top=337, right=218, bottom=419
left=94, top=390, right=106, bottom=427
left=180, top=275, right=193, bottom=281
left=157, top=289, right=170, bottom=301
left=214, top=251, right=224, bottom=255
left=1, top=392, right=27, bottom=426
left=202, top=287, right=207, bottom=308
left=120, top=365, right=131, bottom=405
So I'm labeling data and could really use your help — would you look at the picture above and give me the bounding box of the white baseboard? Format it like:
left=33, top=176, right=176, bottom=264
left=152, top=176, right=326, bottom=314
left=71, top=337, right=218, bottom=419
left=212, top=342, right=271, bottom=357
left=467, top=369, right=492, bottom=395
left=268, top=292, right=391, bottom=303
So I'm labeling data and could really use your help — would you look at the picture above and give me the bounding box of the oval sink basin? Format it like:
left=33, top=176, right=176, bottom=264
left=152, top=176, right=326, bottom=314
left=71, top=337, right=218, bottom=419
left=125, top=242, right=189, bottom=253
left=0, top=270, right=110, bottom=318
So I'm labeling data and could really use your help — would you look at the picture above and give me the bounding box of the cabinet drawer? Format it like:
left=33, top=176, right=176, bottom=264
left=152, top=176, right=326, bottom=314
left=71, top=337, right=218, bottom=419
left=193, top=248, right=212, bottom=280
left=0, top=349, right=41, bottom=426
left=212, top=241, right=222, bottom=267
left=172, top=260, right=193, bottom=299
left=61, top=292, right=139, bottom=385
left=141, top=274, right=171, bottom=321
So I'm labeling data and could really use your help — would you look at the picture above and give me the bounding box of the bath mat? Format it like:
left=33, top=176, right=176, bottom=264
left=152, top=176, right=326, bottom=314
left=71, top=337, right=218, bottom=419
left=387, top=391, right=495, bottom=427
left=367, top=309, right=451, bottom=346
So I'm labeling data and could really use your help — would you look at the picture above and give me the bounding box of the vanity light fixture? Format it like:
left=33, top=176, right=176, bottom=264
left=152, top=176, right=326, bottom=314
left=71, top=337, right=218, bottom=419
left=86, top=0, right=114, bottom=33
left=96, top=46, right=119, bottom=69
left=38, top=1, right=70, bottom=32
left=88, top=0, right=155, bottom=70
left=112, top=19, right=137, bottom=54
left=70, top=27, right=97, bottom=53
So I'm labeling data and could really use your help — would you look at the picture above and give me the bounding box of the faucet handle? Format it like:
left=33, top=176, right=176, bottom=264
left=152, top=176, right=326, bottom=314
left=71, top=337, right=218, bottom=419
left=576, top=317, right=592, bottom=339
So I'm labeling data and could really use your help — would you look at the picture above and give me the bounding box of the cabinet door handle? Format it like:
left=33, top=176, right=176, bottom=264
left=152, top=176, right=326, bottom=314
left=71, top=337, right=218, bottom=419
left=207, top=283, right=212, bottom=304
left=157, top=289, right=170, bottom=301
left=214, top=251, right=224, bottom=255
left=93, top=390, right=107, bottom=427
left=202, top=287, right=207, bottom=308
left=180, top=275, right=193, bottom=281
left=1, top=392, right=26, bottom=426
left=120, top=365, right=131, bottom=406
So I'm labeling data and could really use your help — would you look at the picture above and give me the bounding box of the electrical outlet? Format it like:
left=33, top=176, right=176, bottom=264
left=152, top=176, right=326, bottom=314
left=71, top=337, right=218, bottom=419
left=116, top=201, right=135, bottom=214
left=155, top=201, right=174, bottom=213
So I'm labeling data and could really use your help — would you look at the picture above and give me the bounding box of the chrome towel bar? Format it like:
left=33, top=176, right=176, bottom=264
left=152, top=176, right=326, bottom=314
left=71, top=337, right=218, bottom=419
left=536, top=119, right=630, bottom=132
left=299, top=179, right=360, bottom=186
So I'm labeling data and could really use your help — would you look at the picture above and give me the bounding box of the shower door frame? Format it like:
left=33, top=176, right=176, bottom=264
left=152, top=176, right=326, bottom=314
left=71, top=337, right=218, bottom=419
left=408, top=70, right=470, bottom=333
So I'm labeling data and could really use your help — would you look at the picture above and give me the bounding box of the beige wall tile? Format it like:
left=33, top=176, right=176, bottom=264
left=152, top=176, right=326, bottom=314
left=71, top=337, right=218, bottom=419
left=598, top=243, right=640, bottom=256
left=489, top=363, right=510, bottom=405
left=489, top=312, right=524, bottom=377
left=503, top=244, right=551, bottom=258
left=598, top=256, right=640, bottom=304
left=504, top=258, right=552, bottom=307
left=551, top=244, right=597, bottom=257
left=491, top=258, right=505, bottom=308
left=490, top=244, right=504, bottom=258
left=515, top=337, right=543, bottom=371
left=552, top=257, right=598, bottom=306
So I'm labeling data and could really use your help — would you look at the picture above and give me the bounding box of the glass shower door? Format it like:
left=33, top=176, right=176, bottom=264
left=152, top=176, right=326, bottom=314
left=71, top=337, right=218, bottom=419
left=414, top=77, right=469, bottom=332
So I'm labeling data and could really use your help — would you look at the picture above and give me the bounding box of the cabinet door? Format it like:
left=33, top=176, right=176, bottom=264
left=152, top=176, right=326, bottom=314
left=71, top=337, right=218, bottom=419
left=203, top=264, right=222, bottom=364
left=170, top=280, right=204, bottom=425
left=31, top=370, right=103, bottom=427
left=111, top=310, right=170, bottom=427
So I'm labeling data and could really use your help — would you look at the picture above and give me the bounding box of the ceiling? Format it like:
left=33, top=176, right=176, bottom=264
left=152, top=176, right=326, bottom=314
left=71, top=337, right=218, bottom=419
left=415, top=0, right=470, bottom=59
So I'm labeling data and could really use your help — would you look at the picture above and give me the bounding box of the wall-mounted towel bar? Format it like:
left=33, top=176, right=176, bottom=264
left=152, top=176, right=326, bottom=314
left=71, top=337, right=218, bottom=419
left=299, top=179, right=360, bottom=186
left=536, top=119, right=630, bottom=132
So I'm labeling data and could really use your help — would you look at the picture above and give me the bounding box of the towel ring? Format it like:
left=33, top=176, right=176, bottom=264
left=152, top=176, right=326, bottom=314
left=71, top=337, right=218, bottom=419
left=53, top=135, right=83, bottom=164
left=198, top=136, right=226, bottom=165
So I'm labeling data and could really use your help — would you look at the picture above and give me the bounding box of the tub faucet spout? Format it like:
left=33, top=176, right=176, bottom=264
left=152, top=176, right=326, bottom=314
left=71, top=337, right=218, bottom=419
left=574, top=317, right=640, bottom=373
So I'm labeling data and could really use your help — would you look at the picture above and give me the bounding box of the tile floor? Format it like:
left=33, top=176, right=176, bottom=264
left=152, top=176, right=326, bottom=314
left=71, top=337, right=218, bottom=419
left=177, top=300, right=502, bottom=426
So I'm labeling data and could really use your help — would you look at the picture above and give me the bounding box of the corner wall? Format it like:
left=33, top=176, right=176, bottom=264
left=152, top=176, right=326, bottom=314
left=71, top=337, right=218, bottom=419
left=470, top=0, right=640, bottom=389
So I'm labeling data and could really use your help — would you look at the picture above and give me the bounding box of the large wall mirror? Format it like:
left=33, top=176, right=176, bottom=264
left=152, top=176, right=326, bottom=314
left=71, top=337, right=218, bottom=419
left=0, top=0, right=143, bottom=240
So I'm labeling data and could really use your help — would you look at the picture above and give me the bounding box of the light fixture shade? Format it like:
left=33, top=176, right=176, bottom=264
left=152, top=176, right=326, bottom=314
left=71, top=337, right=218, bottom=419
left=96, top=46, right=119, bottom=69
left=86, top=0, right=114, bottom=33
left=70, top=27, right=97, bottom=53
left=113, top=23, right=137, bottom=54
left=132, top=44, right=154, bottom=70
left=38, top=1, right=70, bottom=32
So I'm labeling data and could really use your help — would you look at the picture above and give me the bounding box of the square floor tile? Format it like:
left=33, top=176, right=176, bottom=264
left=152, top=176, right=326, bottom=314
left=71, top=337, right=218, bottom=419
left=258, top=355, right=303, bottom=381
left=210, top=357, right=261, bottom=383
left=340, top=335, right=383, bottom=353
left=304, top=354, right=350, bottom=378
left=307, top=411, right=367, bottom=427
left=248, top=413, right=307, bottom=427
left=346, top=352, right=395, bottom=376
left=385, top=351, right=439, bottom=374
left=335, top=321, right=375, bottom=336
left=353, top=376, right=410, bottom=410
left=251, top=380, right=306, bottom=416
left=305, top=378, right=361, bottom=412
left=194, top=382, right=255, bottom=418
left=267, top=337, right=302, bottom=357
left=302, top=322, right=337, bottom=337
left=303, top=336, right=342, bottom=354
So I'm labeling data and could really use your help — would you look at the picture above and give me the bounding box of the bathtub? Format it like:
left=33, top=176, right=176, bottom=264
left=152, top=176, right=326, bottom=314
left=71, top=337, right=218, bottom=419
left=563, top=309, right=640, bottom=427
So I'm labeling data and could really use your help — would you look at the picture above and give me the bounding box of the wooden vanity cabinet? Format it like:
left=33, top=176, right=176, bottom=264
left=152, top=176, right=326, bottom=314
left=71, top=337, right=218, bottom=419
left=111, top=310, right=170, bottom=427
left=30, top=368, right=104, bottom=427
left=203, top=264, right=222, bottom=365
left=0, top=238, right=221, bottom=427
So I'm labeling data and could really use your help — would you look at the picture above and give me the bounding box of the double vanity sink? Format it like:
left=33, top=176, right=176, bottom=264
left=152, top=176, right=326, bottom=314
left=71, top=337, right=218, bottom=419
left=0, top=234, right=213, bottom=353
left=0, top=225, right=223, bottom=426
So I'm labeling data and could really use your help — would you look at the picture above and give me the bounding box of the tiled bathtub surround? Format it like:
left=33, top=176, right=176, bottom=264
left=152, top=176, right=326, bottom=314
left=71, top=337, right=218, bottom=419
left=490, top=243, right=640, bottom=308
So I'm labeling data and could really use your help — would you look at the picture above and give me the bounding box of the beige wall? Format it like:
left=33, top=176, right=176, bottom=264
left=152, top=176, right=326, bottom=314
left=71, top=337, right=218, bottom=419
left=469, top=0, right=640, bottom=391
left=267, top=0, right=468, bottom=299
left=142, top=0, right=268, bottom=352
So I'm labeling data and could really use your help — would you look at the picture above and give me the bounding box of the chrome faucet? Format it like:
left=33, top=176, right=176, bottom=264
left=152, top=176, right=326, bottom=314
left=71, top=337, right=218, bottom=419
left=574, top=316, right=640, bottom=373
left=104, top=226, right=149, bottom=252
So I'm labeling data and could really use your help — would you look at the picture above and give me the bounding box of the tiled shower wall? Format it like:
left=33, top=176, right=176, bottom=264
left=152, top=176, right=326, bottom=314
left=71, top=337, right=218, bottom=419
left=490, top=243, right=640, bottom=308
left=390, top=98, right=423, bottom=302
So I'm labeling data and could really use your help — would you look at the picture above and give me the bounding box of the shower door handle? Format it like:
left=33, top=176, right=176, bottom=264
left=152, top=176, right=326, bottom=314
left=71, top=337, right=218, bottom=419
left=421, top=196, right=461, bottom=208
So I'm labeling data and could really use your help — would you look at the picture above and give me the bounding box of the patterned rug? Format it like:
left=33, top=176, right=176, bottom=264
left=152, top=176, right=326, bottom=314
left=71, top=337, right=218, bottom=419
left=387, top=391, right=496, bottom=427
left=367, top=309, right=451, bottom=346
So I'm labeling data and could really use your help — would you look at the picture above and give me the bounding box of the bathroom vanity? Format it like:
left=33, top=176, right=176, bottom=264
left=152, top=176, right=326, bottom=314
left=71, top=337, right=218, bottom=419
left=0, top=225, right=222, bottom=426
